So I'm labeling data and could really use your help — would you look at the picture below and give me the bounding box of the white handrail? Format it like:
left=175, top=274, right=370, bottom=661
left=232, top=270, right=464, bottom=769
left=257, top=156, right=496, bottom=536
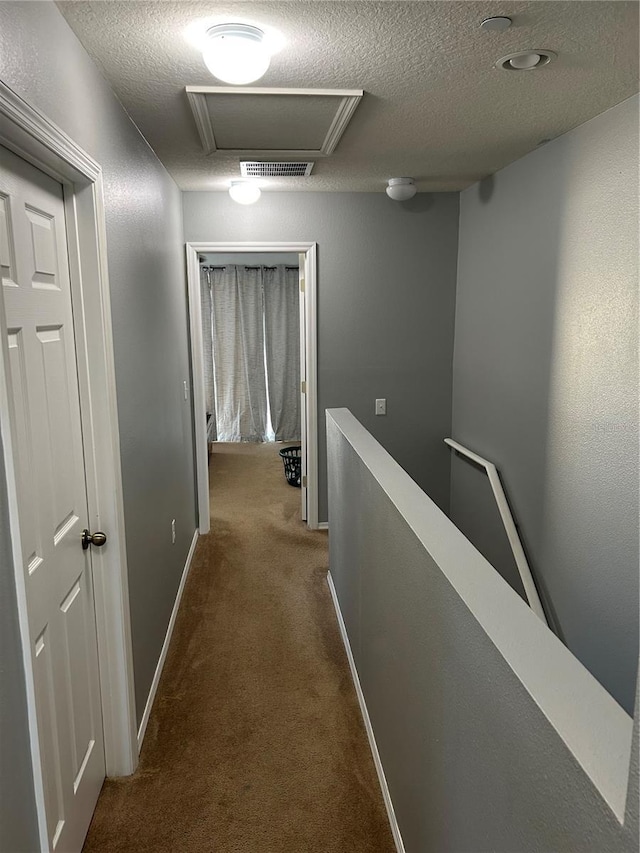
left=445, top=438, right=548, bottom=626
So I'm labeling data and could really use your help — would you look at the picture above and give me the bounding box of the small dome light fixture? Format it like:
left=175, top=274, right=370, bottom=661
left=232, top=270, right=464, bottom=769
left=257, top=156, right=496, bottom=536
left=496, top=49, right=556, bottom=71
left=229, top=181, right=261, bottom=205
left=203, top=23, right=274, bottom=85
left=386, top=177, right=417, bottom=201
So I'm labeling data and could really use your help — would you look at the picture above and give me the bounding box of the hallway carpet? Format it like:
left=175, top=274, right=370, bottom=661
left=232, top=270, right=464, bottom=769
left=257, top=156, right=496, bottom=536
left=83, top=443, right=395, bottom=852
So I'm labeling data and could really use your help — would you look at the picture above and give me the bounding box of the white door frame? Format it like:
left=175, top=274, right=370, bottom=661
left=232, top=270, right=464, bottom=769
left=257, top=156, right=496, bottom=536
left=186, top=242, right=319, bottom=531
left=0, top=82, right=138, bottom=849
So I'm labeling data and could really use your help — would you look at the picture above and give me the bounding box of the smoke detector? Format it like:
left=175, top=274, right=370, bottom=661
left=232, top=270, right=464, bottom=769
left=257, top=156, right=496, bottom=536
left=240, top=161, right=314, bottom=178
left=480, top=16, right=512, bottom=32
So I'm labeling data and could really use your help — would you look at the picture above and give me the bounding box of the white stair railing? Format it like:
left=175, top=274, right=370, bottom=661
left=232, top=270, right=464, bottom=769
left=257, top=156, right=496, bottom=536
left=445, top=438, right=548, bottom=626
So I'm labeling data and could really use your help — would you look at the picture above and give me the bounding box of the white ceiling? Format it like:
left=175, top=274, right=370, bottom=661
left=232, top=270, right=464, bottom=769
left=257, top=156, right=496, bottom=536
left=57, top=1, right=639, bottom=192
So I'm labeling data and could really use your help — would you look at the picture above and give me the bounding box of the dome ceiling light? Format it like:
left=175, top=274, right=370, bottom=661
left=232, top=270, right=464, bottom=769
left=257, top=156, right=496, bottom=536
left=386, top=177, right=417, bottom=201
left=229, top=181, right=261, bottom=204
left=201, top=22, right=282, bottom=85
left=496, top=50, right=557, bottom=71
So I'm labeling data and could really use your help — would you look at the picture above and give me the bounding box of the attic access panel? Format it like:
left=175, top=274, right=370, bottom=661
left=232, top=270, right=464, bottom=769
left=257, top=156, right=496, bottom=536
left=185, top=87, right=363, bottom=158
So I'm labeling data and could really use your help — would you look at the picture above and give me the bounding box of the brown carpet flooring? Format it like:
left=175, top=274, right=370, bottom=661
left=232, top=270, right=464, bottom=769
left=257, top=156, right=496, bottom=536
left=83, top=442, right=395, bottom=852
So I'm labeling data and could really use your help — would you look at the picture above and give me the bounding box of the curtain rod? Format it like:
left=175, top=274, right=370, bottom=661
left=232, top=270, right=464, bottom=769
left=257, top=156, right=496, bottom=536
left=201, top=265, right=299, bottom=271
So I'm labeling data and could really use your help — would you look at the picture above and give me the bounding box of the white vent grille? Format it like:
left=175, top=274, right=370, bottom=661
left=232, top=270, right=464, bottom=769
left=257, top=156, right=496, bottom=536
left=240, top=161, right=314, bottom=178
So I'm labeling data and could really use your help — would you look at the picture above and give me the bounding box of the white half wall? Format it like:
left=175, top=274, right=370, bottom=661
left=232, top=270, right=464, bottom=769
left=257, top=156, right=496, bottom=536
left=327, top=407, right=638, bottom=852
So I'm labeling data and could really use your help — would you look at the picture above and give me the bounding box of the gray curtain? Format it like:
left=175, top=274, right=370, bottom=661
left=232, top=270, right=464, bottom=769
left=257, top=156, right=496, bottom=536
left=210, top=265, right=268, bottom=442
left=200, top=268, right=217, bottom=441
left=263, top=266, right=301, bottom=441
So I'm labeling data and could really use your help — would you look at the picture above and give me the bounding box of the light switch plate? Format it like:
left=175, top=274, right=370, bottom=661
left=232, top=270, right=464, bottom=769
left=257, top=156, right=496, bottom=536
left=375, top=398, right=386, bottom=416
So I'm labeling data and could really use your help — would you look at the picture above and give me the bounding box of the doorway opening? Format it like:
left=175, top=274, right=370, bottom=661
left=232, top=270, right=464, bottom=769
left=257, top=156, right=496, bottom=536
left=186, top=242, right=318, bottom=531
left=200, top=253, right=300, bottom=446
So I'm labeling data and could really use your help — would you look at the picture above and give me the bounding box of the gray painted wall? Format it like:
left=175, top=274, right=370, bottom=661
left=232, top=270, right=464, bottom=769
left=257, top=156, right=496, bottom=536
left=184, top=192, right=460, bottom=521
left=0, top=0, right=196, bottom=764
left=0, top=437, right=39, bottom=853
left=451, top=95, right=639, bottom=714
left=327, top=408, right=639, bottom=853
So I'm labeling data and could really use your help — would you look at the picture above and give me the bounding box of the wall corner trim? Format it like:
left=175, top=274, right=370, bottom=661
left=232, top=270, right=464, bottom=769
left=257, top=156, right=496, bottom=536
left=326, top=571, right=406, bottom=853
left=137, top=530, right=199, bottom=751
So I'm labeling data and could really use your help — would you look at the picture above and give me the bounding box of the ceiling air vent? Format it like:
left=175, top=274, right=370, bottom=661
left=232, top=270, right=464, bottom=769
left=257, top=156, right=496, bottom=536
left=240, top=161, right=314, bottom=178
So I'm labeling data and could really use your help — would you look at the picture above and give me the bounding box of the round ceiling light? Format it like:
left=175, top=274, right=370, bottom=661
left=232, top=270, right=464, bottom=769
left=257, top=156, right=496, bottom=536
left=229, top=181, right=261, bottom=205
left=386, top=177, right=417, bottom=201
left=496, top=50, right=557, bottom=71
left=203, top=23, right=272, bottom=85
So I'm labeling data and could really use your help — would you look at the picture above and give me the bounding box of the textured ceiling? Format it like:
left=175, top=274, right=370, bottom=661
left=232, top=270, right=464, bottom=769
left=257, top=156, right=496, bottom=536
left=57, top=1, right=639, bottom=192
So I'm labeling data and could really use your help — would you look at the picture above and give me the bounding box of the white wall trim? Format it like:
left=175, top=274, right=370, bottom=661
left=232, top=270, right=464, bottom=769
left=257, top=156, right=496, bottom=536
left=326, top=571, right=406, bottom=853
left=0, top=81, right=100, bottom=183
left=0, top=80, right=138, bottom=848
left=137, top=530, right=199, bottom=752
left=185, top=241, right=319, bottom=531
left=186, top=245, right=210, bottom=534
left=317, top=522, right=329, bottom=531
left=303, top=243, right=319, bottom=529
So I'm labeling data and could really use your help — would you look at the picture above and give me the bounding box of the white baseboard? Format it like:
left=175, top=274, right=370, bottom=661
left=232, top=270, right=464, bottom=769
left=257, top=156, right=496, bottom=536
left=326, top=571, right=405, bottom=853
left=137, top=529, right=199, bottom=751
left=317, top=521, right=329, bottom=531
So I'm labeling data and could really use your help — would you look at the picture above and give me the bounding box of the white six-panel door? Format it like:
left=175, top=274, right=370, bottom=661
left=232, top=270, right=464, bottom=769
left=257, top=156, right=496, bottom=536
left=1, top=146, right=105, bottom=852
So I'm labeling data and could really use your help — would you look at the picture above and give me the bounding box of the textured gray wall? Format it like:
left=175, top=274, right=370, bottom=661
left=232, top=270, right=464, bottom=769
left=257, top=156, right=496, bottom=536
left=327, top=409, right=639, bottom=853
left=0, top=0, right=197, bottom=748
left=0, top=438, right=39, bottom=853
left=451, top=95, right=639, bottom=714
left=183, top=191, right=460, bottom=521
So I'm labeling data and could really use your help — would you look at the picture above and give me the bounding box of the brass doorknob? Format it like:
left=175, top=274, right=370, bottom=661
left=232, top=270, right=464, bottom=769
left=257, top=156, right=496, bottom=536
left=81, top=529, right=107, bottom=550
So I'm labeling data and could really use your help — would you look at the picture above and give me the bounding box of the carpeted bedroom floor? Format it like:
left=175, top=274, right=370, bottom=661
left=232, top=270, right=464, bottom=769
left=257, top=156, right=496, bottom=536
left=83, top=442, right=395, bottom=852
